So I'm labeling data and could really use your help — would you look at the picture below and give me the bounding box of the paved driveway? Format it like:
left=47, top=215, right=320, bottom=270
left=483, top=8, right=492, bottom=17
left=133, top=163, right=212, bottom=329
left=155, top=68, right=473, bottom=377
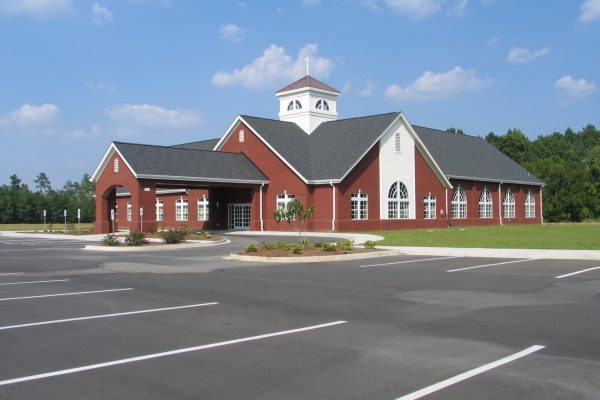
left=0, top=235, right=598, bottom=399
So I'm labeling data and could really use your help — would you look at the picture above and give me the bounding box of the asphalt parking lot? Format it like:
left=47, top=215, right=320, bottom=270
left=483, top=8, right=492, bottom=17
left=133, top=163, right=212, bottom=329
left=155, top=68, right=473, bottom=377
left=0, top=234, right=599, bottom=399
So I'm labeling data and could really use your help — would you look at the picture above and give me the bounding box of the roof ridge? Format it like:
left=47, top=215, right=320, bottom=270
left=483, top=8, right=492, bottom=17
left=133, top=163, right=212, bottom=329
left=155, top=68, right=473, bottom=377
left=172, top=138, right=219, bottom=147
left=411, top=125, right=483, bottom=140
left=322, top=112, right=401, bottom=124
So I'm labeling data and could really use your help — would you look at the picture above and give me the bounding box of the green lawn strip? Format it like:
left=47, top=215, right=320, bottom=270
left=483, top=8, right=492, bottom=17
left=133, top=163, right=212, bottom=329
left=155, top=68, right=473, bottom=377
left=370, top=223, right=600, bottom=250
left=0, top=224, right=94, bottom=232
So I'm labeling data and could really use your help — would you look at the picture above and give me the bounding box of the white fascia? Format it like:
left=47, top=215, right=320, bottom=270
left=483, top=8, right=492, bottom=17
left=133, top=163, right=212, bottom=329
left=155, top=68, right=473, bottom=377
left=213, top=116, right=310, bottom=184
left=447, top=175, right=544, bottom=186
left=90, top=142, right=138, bottom=183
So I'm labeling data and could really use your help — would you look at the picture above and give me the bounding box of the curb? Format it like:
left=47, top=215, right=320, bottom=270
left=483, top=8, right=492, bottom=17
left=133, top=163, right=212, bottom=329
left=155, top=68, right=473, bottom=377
left=84, top=239, right=230, bottom=252
left=380, top=246, right=600, bottom=260
left=224, top=249, right=400, bottom=263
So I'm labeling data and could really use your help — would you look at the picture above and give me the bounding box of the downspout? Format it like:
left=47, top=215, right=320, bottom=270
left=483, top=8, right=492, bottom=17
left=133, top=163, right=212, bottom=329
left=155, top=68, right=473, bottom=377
left=445, top=188, right=450, bottom=228
left=540, top=186, right=544, bottom=225
left=498, top=181, right=503, bottom=226
left=330, top=182, right=336, bottom=231
left=259, top=183, right=265, bottom=231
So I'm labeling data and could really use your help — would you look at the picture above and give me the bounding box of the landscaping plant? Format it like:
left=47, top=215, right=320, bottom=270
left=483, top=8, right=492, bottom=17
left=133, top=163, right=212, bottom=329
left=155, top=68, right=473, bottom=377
left=273, top=198, right=315, bottom=249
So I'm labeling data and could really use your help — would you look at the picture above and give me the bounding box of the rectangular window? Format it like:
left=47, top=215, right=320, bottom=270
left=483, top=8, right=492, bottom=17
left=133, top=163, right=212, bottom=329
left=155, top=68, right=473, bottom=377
left=127, top=201, right=132, bottom=222
left=197, top=196, right=209, bottom=221
left=276, top=193, right=295, bottom=211
left=156, top=200, right=164, bottom=222
left=175, top=198, right=188, bottom=221
left=351, top=192, right=368, bottom=220
left=424, top=195, right=436, bottom=219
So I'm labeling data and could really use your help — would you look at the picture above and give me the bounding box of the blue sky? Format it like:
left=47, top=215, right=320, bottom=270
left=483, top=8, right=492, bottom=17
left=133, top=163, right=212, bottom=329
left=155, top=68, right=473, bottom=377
left=0, top=0, right=598, bottom=187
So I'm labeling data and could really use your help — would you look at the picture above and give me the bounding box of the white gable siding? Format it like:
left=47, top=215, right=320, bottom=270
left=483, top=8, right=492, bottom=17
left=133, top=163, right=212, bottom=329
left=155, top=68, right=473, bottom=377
left=379, top=120, right=416, bottom=219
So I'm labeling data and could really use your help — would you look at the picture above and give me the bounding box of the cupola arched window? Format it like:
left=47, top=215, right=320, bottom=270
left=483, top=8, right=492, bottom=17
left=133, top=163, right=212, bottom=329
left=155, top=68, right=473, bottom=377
left=315, top=99, right=329, bottom=111
left=287, top=100, right=302, bottom=111
left=388, top=181, right=409, bottom=219
left=452, top=186, right=467, bottom=219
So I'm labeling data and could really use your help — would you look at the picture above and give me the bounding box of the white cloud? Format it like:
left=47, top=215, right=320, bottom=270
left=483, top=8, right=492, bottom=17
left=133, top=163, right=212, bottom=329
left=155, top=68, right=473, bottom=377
left=0, top=103, right=59, bottom=126
left=0, top=0, right=72, bottom=18
left=64, top=125, right=101, bottom=140
left=384, top=0, right=442, bottom=19
left=219, top=23, right=244, bottom=42
left=554, top=75, right=596, bottom=99
left=211, top=44, right=334, bottom=88
left=302, top=0, right=321, bottom=5
left=360, top=80, right=375, bottom=96
left=89, top=81, right=117, bottom=93
left=385, top=66, right=491, bottom=102
left=507, top=47, right=549, bottom=64
left=451, top=0, right=469, bottom=16
left=105, top=104, right=202, bottom=136
left=579, top=0, right=600, bottom=23
left=91, top=2, right=113, bottom=25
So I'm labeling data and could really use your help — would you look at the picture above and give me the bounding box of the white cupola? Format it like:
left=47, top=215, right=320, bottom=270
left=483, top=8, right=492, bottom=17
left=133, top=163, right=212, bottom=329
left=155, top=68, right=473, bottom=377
left=276, top=75, right=340, bottom=134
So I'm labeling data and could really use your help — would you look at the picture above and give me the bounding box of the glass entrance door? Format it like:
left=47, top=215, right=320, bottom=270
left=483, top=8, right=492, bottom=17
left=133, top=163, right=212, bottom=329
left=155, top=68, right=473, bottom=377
left=228, top=203, right=251, bottom=230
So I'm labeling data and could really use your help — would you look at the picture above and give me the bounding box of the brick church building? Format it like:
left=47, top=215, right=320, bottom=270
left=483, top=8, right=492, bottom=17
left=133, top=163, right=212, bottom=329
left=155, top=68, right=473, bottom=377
left=91, top=75, right=544, bottom=233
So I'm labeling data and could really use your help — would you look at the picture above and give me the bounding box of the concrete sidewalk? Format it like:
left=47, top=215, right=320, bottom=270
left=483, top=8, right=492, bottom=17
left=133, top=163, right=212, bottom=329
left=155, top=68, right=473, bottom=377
left=382, top=246, right=600, bottom=260
left=226, top=230, right=383, bottom=245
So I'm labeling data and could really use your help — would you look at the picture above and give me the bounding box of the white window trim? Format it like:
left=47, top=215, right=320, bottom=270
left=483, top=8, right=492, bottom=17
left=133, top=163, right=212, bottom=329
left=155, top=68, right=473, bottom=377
left=451, top=186, right=467, bottom=219
left=479, top=187, right=493, bottom=219
left=127, top=201, right=132, bottom=222
left=276, top=191, right=295, bottom=212
left=351, top=191, right=368, bottom=220
left=114, top=158, right=119, bottom=173
left=387, top=181, right=409, bottom=219
left=197, top=195, right=209, bottom=221
left=525, top=190, right=536, bottom=218
left=239, top=129, right=245, bottom=143
left=503, top=190, right=515, bottom=219
left=156, top=199, right=164, bottom=222
left=424, top=194, right=436, bottom=219
left=394, top=132, right=401, bottom=154
left=175, top=197, right=188, bottom=221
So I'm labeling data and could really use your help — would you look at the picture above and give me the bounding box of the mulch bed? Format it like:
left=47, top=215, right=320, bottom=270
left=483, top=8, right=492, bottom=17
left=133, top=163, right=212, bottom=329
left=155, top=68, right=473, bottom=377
left=239, top=244, right=376, bottom=257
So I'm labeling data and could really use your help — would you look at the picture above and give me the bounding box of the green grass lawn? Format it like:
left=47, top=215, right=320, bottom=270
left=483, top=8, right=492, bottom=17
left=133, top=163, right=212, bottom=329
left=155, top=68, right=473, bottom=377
left=371, top=223, right=600, bottom=250
left=0, top=223, right=94, bottom=232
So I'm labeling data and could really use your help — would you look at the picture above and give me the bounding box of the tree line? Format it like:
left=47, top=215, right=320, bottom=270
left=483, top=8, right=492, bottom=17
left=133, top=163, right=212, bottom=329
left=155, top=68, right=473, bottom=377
left=484, top=124, right=599, bottom=222
left=0, top=173, right=95, bottom=224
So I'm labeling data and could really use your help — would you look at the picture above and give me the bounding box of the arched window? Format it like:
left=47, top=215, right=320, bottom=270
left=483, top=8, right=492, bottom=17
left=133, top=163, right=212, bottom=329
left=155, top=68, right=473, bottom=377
left=525, top=190, right=535, bottom=218
left=315, top=99, right=329, bottom=111
left=388, top=181, right=409, bottom=219
left=287, top=100, right=302, bottom=111
left=503, top=189, right=515, bottom=219
left=479, top=187, right=493, bottom=218
left=452, top=187, right=467, bottom=219
left=395, top=132, right=401, bottom=153
left=351, top=191, right=368, bottom=220
left=424, top=194, right=436, bottom=219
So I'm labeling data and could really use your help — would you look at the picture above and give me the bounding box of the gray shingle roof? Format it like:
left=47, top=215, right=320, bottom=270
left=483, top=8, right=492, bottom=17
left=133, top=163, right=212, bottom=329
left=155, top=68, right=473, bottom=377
left=413, top=126, right=543, bottom=185
left=276, top=75, right=340, bottom=94
left=171, top=139, right=220, bottom=151
left=114, top=142, right=267, bottom=183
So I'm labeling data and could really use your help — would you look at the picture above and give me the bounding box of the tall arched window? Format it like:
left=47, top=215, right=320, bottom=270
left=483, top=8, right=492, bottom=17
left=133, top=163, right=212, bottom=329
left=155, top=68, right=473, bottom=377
left=452, top=187, right=467, bottom=219
left=388, top=181, right=409, bottom=219
left=287, top=100, right=302, bottom=111
left=479, top=187, right=493, bottom=218
left=503, top=190, right=515, bottom=218
left=525, top=190, right=535, bottom=218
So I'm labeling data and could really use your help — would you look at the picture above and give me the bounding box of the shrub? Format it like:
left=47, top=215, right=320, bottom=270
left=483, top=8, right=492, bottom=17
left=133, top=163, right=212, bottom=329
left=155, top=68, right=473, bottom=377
left=203, top=233, right=212, bottom=239
left=125, top=231, right=148, bottom=246
left=179, top=225, right=190, bottom=236
left=290, top=243, right=302, bottom=254
left=260, top=241, right=274, bottom=250
left=336, top=239, right=355, bottom=251
left=148, top=225, right=158, bottom=234
left=322, top=243, right=336, bottom=252
left=297, top=237, right=309, bottom=247
left=364, top=240, right=377, bottom=249
left=314, top=241, right=323, bottom=248
left=102, top=234, right=120, bottom=246
left=245, top=243, right=258, bottom=252
left=160, top=228, right=188, bottom=244
left=276, top=241, right=291, bottom=250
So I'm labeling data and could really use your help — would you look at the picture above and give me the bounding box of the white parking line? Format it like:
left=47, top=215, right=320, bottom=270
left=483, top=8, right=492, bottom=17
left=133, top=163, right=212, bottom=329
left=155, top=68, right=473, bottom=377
left=0, top=272, right=23, bottom=276
left=0, top=302, right=218, bottom=331
left=447, top=259, right=538, bottom=273
left=0, top=320, right=347, bottom=386
left=395, top=345, right=545, bottom=400
left=0, top=279, right=69, bottom=286
left=0, top=288, right=133, bottom=301
left=556, top=266, right=600, bottom=279
left=360, top=257, right=457, bottom=268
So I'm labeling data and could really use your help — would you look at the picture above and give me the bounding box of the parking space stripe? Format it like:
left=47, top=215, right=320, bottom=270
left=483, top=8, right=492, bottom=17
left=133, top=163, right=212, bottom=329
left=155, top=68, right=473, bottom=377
left=0, top=273, right=23, bottom=276
left=395, top=345, right=545, bottom=400
left=0, top=320, right=347, bottom=386
left=447, top=259, right=538, bottom=273
left=0, top=288, right=133, bottom=301
left=556, top=266, right=600, bottom=279
left=0, top=302, right=218, bottom=331
left=360, top=257, right=457, bottom=268
left=0, top=279, right=69, bottom=286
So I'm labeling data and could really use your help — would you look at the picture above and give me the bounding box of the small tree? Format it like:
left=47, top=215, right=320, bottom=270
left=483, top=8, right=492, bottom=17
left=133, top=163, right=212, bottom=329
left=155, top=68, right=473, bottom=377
left=273, top=198, right=315, bottom=247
